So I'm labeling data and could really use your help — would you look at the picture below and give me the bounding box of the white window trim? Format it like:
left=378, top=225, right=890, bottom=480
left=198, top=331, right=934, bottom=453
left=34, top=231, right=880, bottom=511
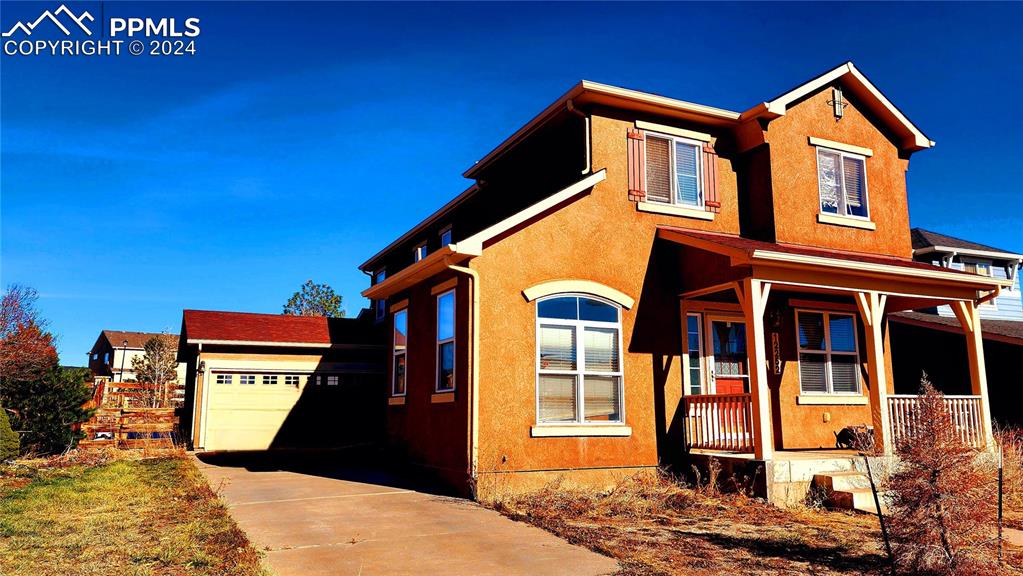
left=392, top=307, right=408, bottom=397
left=685, top=312, right=705, bottom=395
left=435, top=289, right=456, bottom=393
left=644, top=131, right=705, bottom=209
left=535, top=294, right=625, bottom=426
left=795, top=309, right=862, bottom=395
left=815, top=146, right=871, bottom=221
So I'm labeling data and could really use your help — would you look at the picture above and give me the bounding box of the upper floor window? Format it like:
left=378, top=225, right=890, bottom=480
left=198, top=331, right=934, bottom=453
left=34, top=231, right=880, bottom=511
left=436, top=290, right=455, bottom=392
left=816, top=147, right=868, bottom=219
left=645, top=133, right=704, bottom=208
left=392, top=308, right=408, bottom=396
left=414, top=242, right=428, bottom=262
left=536, top=295, right=623, bottom=424
left=439, top=226, right=452, bottom=247
left=963, top=259, right=992, bottom=277
left=373, top=269, right=387, bottom=320
left=797, top=311, right=860, bottom=395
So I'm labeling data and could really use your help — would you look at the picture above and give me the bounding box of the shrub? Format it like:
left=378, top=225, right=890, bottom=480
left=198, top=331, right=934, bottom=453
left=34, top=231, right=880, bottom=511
left=0, top=405, right=19, bottom=460
left=884, top=379, right=999, bottom=575
left=2, top=367, right=94, bottom=455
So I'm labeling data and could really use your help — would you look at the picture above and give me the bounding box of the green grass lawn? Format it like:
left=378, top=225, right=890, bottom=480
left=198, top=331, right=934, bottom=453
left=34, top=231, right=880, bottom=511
left=0, top=454, right=268, bottom=576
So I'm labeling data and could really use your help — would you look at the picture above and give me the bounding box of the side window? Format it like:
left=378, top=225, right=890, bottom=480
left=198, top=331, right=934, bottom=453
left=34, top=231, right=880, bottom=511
left=436, top=290, right=455, bottom=392
left=392, top=308, right=408, bottom=396
left=536, top=295, right=623, bottom=424
left=816, top=147, right=868, bottom=219
left=686, top=313, right=703, bottom=395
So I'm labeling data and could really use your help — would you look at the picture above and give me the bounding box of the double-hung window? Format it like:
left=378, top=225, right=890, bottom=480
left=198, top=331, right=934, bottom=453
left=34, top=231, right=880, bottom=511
left=436, top=290, right=455, bottom=392
left=645, top=132, right=703, bottom=208
left=816, top=147, right=868, bottom=219
left=536, top=295, right=623, bottom=424
left=686, top=313, right=704, bottom=396
left=797, top=311, right=860, bottom=395
left=392, top=308, right=408, bottom=396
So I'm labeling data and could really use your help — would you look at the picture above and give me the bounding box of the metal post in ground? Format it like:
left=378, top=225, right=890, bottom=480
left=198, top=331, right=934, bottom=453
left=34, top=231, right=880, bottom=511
left=863, top=453, right=893, bottom=574
left=998, top=444, right=1004, bottom=565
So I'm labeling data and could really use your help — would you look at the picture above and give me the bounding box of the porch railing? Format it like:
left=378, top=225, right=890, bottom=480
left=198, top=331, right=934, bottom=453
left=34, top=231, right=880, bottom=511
left=887, top=394, right=985, bottom=448
left=683, top=393, right=754, bottom=452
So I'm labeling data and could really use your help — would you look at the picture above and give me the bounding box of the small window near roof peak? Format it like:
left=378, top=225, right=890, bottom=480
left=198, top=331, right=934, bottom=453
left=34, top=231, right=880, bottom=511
left=440, top=227, right=453, bottom=247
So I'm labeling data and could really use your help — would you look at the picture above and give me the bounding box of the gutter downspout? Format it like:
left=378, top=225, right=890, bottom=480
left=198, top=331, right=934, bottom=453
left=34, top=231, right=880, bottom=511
left=448, top=262, right=481, bottom=498
left=566, top=99, right=591, bottom=175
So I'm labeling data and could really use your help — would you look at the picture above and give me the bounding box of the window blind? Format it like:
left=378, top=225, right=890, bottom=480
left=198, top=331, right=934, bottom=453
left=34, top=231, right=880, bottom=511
left=645, top=136, right=672, bottom=204
left=830, top=356, right=859, bottom=393
left=842, top=156, right=867, bottom=217
left=539, top=374, right=576, bottom=422
left=675, top=141, right=700, bottom=206
left=584, top=376, right=621, bottom=421
left=539, top=325, right=576, bottom=371
left=799, top=354, right=828, bottom=393
left=583, top=327, right=619, bottom=372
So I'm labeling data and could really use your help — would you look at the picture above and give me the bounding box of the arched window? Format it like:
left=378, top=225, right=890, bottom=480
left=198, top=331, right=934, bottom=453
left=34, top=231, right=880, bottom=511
left=536, top=295, right=623, bottom=424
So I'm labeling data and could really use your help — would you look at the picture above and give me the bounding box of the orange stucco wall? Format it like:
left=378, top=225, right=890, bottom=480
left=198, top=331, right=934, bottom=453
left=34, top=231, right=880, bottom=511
left=471, top=113, right=740, bottom=486
left=765, top=86, right=913, bottom=258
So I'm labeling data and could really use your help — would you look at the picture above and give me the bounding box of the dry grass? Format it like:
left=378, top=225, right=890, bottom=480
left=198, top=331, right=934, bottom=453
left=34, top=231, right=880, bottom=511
left=999, top=428, right=1023, bottom=531
left=489, top=470, right=1023, bottom=576
left=0, top=450, right=269, bottom=576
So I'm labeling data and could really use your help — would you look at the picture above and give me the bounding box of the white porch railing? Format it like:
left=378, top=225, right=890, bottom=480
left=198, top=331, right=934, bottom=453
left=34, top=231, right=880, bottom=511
left=683, top=393, right=754, bottom=452
left=887, top=394, right=985, bottom=448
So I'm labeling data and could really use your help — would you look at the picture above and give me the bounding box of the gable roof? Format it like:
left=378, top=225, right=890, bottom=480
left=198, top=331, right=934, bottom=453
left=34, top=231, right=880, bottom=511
left=911, top=228, right=1021, bottom=259
left=98, top=330, right=178, bottom=350
left=741, top=62, right=934, bottom=151
left=181, top=309, right=382, bottom=348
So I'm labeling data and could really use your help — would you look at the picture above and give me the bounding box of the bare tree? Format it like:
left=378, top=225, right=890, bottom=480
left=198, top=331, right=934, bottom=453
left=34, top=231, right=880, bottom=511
left=0, top=285, right=58, bottom=385
left=130, top=336, right=178, bottom=408
left=884, top=377, right=999, bottom=575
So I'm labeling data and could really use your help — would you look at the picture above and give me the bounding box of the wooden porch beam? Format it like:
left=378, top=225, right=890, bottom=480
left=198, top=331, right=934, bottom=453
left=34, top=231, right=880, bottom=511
left=742, top=278, right=774, bottom=461
left=856, top=291, right=892, bottom=455
left=953, top=300, right=994, bottom=449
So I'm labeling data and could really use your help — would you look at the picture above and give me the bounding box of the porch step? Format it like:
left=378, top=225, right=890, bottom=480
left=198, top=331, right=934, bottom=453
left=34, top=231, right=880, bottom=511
left=814, top=471, right=887, bottom=515
left=813, top=470, right=872, bottom=492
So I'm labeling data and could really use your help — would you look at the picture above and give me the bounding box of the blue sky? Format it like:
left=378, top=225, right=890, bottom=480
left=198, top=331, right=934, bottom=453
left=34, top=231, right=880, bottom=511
left=2, top=1, right=1021, bottom=364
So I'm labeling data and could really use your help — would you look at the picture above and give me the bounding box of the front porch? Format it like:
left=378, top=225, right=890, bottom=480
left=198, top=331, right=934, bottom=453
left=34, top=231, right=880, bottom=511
left=658, top=227, right=1009, bottom=503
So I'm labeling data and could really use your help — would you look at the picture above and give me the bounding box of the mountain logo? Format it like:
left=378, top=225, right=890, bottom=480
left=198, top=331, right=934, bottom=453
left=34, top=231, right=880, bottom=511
left=2, top=4, right=94, bottom=37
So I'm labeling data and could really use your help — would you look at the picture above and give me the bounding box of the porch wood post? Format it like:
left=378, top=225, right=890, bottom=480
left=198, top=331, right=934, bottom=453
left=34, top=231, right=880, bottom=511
left=952, top=300, right=994, bottom=448
left=855, top=291, right=892, bottom=455
left=740, top=278, right=774, bottom=460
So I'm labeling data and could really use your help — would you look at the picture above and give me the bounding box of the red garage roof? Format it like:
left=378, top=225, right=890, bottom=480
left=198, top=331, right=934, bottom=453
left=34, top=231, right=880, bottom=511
left=181, top=310, right=381, bottom=347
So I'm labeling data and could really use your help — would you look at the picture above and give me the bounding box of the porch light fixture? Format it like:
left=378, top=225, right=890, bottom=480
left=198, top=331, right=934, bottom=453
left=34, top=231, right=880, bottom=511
left=828, top=87, right=847, bottom=119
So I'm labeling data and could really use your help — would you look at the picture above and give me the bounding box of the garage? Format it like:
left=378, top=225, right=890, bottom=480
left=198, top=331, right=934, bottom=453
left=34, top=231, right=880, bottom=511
left=178, top=310, right=386, bottom=452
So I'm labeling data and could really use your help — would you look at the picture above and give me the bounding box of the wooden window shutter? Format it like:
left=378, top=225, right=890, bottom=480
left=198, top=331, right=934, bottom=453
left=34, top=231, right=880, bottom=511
left=627, top=129, right=646, bottom=201
left=702, top=143, right=720, bottom=213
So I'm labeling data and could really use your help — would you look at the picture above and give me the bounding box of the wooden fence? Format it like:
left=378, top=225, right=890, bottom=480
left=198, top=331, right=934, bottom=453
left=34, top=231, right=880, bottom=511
left=683, top=393, right=755, bottom=452
left=79, top=407, right=178, bottom=449
left=887, top=394, right=985, bottom=449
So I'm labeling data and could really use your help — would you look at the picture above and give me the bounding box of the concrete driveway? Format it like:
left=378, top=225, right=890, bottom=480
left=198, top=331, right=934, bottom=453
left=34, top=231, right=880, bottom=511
left=193, top=452, right=619, bottom=576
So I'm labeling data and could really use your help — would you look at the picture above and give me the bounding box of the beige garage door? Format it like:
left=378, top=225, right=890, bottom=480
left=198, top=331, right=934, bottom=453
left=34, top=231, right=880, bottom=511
left=205, top=372, right=307, bottom=451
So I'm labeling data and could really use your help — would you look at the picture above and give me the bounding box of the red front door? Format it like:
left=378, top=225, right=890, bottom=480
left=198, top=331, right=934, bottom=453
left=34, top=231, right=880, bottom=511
left=709, top=319, right=749, bottom=394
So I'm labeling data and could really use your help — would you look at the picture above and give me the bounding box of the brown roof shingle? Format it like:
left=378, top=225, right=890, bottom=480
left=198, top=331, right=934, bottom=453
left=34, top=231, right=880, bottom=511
left=181, top=310, right=380, bottom=347
left=890, top=311, right=1023, bottom=345
left=911, top=228, right=1019, bottom=256
left=102, top=330, right=178, bottom=350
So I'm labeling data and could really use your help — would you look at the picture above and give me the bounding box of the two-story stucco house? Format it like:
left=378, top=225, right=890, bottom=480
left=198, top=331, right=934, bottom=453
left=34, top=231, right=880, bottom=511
left=358, top=62, right=1009, bottom=504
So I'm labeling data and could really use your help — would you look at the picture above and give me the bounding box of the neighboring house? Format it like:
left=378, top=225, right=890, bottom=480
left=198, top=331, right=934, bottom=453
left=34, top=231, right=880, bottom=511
left=177, top=310, right=386, bottom=452
left=889, top=228, right=1023, bottom=426
left=88, top=330, right=187, bottom=401
left=357, top=62, right=1009, bottom=502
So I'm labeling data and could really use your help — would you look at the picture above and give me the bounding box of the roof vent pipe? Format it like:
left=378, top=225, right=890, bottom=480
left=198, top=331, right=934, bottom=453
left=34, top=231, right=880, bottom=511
left=566, top=99, right=591, bottom=175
